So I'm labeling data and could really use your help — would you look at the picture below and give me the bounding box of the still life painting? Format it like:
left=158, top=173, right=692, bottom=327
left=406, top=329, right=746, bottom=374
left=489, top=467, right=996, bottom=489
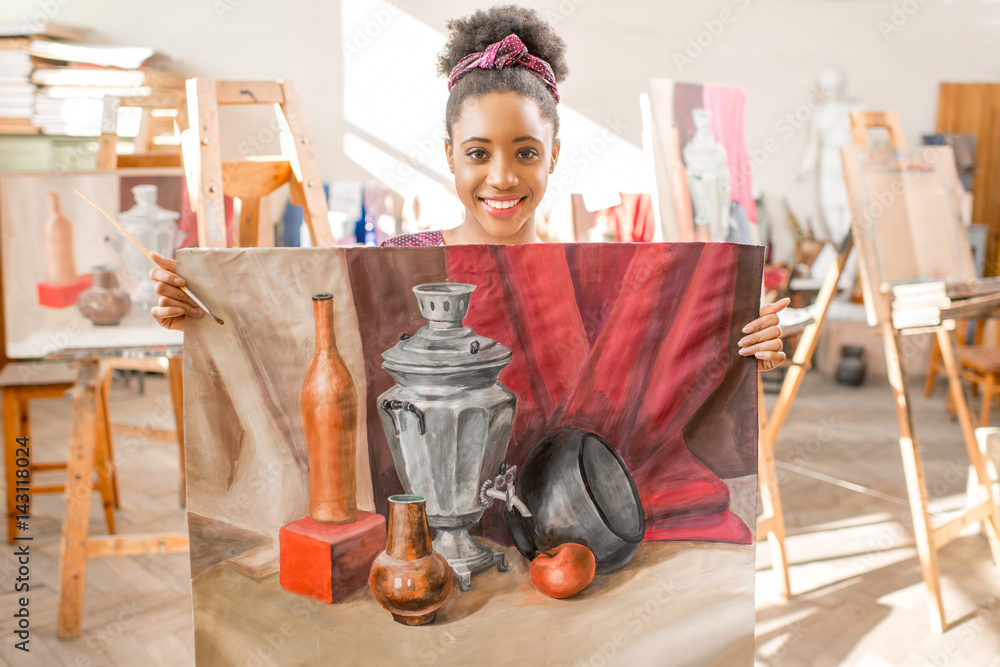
left=0, top=169, right=190, bottom=357
left=182, top=242, right=762, bottom=666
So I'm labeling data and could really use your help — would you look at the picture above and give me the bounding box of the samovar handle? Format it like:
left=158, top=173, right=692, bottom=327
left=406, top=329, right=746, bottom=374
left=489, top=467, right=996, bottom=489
left=379, top=399, right=426, bottom=435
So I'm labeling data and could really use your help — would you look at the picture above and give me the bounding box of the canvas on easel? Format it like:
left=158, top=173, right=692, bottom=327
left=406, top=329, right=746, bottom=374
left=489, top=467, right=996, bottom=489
left=840, top=144, right=976, bottom=326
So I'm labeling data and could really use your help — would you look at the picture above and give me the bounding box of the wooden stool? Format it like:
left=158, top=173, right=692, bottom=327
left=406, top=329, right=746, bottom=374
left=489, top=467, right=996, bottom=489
left=957, top=345, right=1000, bottom=427
left=56, top=354, right=187, bottom=638
left=2, top=361, right=118, bottom=543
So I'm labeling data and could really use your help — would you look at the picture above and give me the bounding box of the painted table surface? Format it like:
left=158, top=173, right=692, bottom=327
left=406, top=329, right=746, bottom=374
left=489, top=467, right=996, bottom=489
left=13, top=323, right=182, bottom=358
left=43, top=341, right=183, bottom=361
left=181, top=244, right=762, bottom=666
left=195, top=541, right=753, bottom=667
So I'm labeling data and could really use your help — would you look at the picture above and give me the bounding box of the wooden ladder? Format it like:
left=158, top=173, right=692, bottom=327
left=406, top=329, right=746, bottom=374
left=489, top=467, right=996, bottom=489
left=181, top=79, right=334, bottom=248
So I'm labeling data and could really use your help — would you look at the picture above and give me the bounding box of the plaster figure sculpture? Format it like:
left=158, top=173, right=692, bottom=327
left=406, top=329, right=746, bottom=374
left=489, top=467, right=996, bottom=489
left=683, top=109, right=732, bottom=242
left=797, top=68, right=865, bottom=244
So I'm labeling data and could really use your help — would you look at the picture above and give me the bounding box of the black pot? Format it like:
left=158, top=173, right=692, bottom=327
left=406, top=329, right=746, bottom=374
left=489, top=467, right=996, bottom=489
left=505, top=427, right=645, bottom=572
left=835, top=344, right=867, bottom=387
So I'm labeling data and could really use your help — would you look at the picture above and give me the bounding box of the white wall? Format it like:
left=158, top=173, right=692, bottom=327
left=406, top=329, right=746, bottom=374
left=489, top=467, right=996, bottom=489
left=4, top=0, right=1000, bottom=244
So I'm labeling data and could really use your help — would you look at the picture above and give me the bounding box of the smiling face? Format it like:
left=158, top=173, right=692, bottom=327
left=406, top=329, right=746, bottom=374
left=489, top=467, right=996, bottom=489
left=445, top=91, right=559, bottom=243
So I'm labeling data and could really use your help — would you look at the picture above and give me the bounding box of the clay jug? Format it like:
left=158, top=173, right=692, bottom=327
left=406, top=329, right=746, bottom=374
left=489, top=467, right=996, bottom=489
left=76, top=267, right=131, bottom=325
left=42, top=192, right=77, bottom=284
left=302, top=292, right=358, bottom=524
left=370, top=494, right=453, bottom=625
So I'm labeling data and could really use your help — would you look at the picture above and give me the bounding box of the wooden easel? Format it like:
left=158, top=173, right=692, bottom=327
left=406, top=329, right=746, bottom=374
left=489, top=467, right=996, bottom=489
left=181, top=79, right=334, bottom=248
left=758, top=111, right=1000, bottom=633
left=756, top=233, right=854, bottom=598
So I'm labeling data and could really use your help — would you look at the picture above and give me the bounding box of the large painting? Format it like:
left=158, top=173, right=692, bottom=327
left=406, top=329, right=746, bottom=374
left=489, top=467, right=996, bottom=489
left=0, top=169, right=189, bottom=358
left=182, top=243, right=762, bottom=666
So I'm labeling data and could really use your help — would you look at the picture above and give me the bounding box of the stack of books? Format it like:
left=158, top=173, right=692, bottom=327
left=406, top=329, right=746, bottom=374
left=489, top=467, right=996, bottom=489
left=891, top=278, right=1000, bottom=329
left=0, top=20, right=183, bottom=136
left=891, top=281, right=950, bottom=330
left=0, top=38, right=36, bottom=133
left=30, top=40, right=182, bottom=136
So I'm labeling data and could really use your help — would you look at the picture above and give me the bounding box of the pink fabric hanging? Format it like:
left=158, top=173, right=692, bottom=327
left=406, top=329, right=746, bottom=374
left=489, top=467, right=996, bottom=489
left=703, top=84, right=757, bottom=227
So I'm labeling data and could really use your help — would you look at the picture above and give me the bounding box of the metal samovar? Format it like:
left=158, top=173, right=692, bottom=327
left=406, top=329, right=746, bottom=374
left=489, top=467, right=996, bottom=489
left=378, top=282, right=528, bottom=591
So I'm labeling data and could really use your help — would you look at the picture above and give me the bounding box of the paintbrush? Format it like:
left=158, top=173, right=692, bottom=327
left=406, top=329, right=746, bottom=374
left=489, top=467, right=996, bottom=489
left=74, top=190, right=225, bottom=325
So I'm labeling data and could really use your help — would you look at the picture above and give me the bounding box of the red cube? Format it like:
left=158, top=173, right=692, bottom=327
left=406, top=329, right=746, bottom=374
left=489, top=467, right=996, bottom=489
left=279, top=511, right=386, bottom=604
left=37, top=274, right=92, bottom=309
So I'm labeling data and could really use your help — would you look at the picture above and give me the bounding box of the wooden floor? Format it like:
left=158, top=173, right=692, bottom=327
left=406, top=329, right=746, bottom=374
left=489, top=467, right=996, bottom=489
left=0, top=374, right=192, bottom=667
left=1, top=371, right=999, bottom=666
left=756, top=372, right=1000, bottom=667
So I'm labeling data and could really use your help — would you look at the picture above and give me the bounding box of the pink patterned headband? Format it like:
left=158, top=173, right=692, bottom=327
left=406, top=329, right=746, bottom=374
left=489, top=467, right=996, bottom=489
left=447, top=33, right=560, bottom=103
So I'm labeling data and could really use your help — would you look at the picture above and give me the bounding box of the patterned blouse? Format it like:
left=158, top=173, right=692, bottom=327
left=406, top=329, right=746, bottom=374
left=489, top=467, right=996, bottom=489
left=380, top=230, right=445, bottom=247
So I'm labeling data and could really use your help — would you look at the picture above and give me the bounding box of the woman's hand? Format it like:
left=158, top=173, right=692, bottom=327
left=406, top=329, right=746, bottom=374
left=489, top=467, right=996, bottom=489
left=738, top=297, right=790, bottom=372
left=150, top=251, right=202, bottom=331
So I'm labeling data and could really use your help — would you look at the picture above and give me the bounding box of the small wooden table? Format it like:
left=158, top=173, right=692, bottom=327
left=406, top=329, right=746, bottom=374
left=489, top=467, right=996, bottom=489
left=49, top=344, right=189, bottom=639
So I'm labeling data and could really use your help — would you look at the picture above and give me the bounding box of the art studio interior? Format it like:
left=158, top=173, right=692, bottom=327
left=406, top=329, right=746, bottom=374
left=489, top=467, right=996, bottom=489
left=0, top=1, right=999, bottom=666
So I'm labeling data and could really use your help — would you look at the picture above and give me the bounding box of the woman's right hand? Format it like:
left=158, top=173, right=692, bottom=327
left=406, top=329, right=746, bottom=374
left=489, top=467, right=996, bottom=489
left=150, top=251, right=202, bottom=331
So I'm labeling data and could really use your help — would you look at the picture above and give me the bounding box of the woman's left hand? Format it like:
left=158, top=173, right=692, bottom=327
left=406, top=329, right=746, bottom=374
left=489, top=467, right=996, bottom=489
left=738, top=297, right=790, bottom=372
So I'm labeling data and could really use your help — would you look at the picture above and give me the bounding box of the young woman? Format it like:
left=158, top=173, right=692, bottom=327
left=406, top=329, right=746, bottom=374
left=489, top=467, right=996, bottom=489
left=150, top=5, right=787, bottom=369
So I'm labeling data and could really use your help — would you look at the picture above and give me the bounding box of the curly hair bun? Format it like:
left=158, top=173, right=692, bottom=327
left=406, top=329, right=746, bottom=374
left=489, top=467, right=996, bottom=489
left=437, top=5, right=568, bottom=82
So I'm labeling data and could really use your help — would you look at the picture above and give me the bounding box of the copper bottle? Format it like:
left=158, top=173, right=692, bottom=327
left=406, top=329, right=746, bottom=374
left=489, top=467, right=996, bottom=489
left=369, top=494, right=453, bottom=625
left=302, top=292, right=359, bottom=524
left=42, top=192, right=77, bottom=284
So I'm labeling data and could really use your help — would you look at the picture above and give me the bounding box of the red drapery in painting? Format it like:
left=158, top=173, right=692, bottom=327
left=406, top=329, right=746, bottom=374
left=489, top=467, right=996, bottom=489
left=350, top=243, right=762, bottom=547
